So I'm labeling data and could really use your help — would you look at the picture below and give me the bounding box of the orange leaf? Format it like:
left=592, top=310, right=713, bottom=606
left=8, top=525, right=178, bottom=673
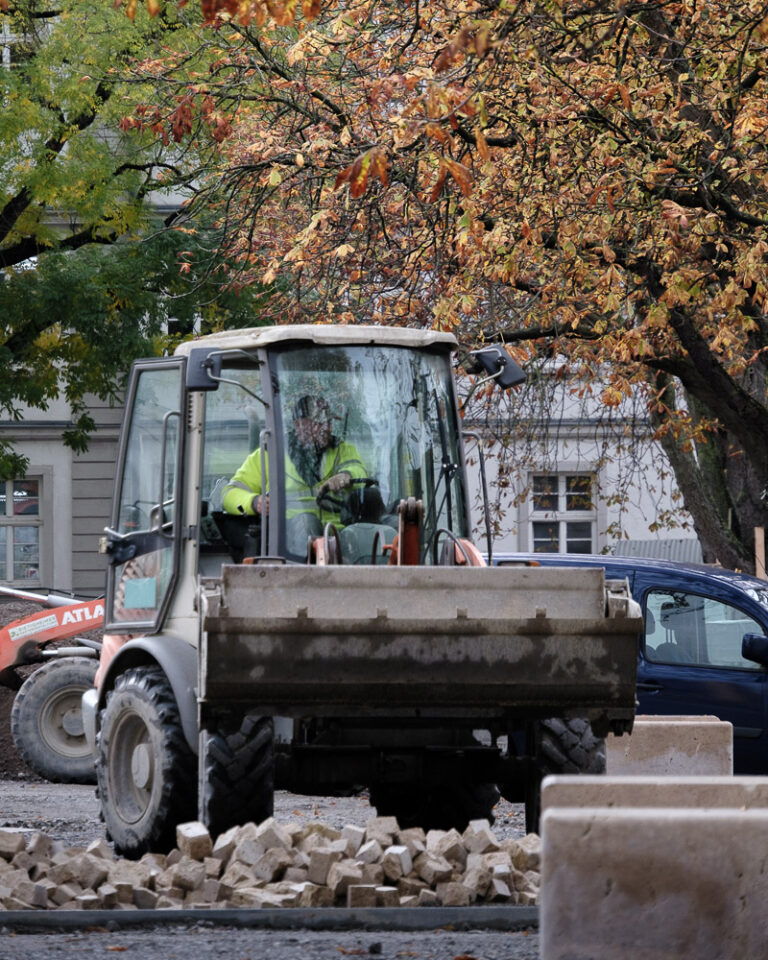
left=475, top=128, right=490, bottom=161
left=430, top=166, right=448, bottom=202
left=442, top=157, right=472, bottom=197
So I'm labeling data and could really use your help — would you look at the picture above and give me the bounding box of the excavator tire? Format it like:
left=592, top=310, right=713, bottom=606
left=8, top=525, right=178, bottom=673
left=370, top=780, right=499, bottom=832
left=200, top=714, right=274, bottom=839
left=524, top=716, right=606, bottom=833
left=11, top=657, right=98, bottom=784
left=96, top=666, right=196, bottom=859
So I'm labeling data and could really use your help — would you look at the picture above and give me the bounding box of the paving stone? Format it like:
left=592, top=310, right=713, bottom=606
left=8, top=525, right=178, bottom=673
left=171, top=857, right=207, bottom=891
left=176, top=822, right=214, bottom=861
left=355, top=839, right=383, bottom=864
left=341, top=824, right=366, bottom=856
left=133, top=886, right=160, bottom=909
left=463, top=819, right=500, bottom=854
left=327, top=859, right=364, bottom=898
left=252, top=846, right=294, bottom=882
left=413, top=851, right=454, bottom=885
left=0, top=831, right=26, bottom=861
left=435, top=880, right=471, bottom=906
left=346, top=884, right=378, bottom=908
left=308, top=847, right=342, bottom=885
left=375, top=885, right=399, bottom=907
left=381, top=845, right=412, bottom=881
left=365, top=816, right=399, bottom=847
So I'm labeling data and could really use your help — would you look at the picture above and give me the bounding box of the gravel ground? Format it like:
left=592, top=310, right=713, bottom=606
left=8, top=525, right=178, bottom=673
left=0, top=781, right=540, bottom=959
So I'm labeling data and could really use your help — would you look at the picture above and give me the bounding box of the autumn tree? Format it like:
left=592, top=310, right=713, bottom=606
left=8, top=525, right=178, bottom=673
left=120, top=0, right=768, bottom=571
left=0, top=0, right=269, bottom=477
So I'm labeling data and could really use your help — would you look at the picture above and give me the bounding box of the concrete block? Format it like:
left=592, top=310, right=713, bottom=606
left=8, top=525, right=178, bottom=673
left=85, top=838, right=114, bottom=861
left=176, top=822, right=214, bottom=861
left=541, top=806, right=768, bottom=960
left=606, top=716, right=733, bottom=775
left=542, top=774, right=768, bottom=812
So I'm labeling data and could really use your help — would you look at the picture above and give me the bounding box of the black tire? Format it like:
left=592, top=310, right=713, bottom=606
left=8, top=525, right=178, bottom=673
left=524, top=717, right=606, bottom=833
left=96, top=666, right=196, bottom=859
left=539, top=717, right=606, bottom=775
left=200, top=714, right=274, bottom=839
left=11, top=657, right=98, bottom=784
left=370, top=780, right=499, bottom=832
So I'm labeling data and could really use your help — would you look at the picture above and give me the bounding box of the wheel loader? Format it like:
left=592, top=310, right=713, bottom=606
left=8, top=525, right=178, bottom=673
left=82, top=324, right=641, bottom=858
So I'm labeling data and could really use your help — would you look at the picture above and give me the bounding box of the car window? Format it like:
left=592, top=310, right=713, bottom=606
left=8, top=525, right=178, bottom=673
left=645, top=590, right=764, bottom=670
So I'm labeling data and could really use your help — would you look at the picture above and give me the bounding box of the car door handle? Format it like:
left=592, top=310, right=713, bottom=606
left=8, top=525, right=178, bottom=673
left=637, top=681, right=663, bottom=691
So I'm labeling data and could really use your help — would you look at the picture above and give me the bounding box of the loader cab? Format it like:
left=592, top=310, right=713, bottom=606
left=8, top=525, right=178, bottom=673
left=103, top=328, right=472, bottom=633
left=198, top=338, right=471, bottom=566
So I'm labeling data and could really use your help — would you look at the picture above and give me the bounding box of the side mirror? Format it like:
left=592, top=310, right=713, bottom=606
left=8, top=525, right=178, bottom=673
left=742, top=633, right=768, bottom=667
left=470, top=346, right=526, bottom=390
left=186, top=348, right=223, bottom=391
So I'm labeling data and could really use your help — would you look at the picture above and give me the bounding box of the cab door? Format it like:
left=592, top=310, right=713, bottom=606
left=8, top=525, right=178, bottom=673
left=635, top=573, right=768, bottom=773
left=104, top=360, right=185, bottom=634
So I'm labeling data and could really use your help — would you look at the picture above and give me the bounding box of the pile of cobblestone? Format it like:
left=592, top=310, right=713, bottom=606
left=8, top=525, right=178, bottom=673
left=0, top=815, right=540, bottom=911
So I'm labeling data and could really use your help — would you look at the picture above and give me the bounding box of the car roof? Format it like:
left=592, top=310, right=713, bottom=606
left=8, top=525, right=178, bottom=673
left=491, top=551, right=768, bottom=595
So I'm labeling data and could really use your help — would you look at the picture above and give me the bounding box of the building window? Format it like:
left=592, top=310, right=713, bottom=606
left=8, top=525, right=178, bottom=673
left=530, top=473, right=595, bottom=554
left=0, top=479, right=41, bottom=584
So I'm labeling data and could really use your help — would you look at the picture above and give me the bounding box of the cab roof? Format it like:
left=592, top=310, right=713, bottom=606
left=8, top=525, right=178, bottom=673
left=174, top=324, right=457, bottom=357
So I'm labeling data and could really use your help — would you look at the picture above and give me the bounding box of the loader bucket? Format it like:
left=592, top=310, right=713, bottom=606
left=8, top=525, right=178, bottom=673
left=201, top=564, right=641, bottom=729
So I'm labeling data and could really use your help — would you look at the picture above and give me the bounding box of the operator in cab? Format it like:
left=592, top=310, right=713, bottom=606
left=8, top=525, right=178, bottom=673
left=222, top=394, right=368, bottom=553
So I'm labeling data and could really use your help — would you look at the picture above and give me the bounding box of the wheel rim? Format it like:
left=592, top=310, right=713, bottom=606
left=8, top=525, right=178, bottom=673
left=37, top=686, right=89, bottom=760
left=108, top=708, right=158, bottom=825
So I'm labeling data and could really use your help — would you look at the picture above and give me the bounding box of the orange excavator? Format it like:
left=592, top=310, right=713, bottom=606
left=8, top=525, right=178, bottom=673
left=0, top=586, right=102, bottom=783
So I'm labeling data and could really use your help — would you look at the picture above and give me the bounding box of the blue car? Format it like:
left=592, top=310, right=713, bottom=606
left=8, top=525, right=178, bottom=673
left=492, top=553, right=768, bottom=774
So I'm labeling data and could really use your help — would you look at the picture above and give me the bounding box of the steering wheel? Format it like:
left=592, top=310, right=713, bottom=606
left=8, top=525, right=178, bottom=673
left=316, top=477, right=379, bottom=511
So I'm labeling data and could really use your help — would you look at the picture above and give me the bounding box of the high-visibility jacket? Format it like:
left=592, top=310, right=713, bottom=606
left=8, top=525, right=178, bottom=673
left=222, top=442, right=366, bottom=523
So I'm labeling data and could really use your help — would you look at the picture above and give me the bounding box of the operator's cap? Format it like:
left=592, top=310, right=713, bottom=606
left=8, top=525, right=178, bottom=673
left=293, top=395, right=331, bottom=420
